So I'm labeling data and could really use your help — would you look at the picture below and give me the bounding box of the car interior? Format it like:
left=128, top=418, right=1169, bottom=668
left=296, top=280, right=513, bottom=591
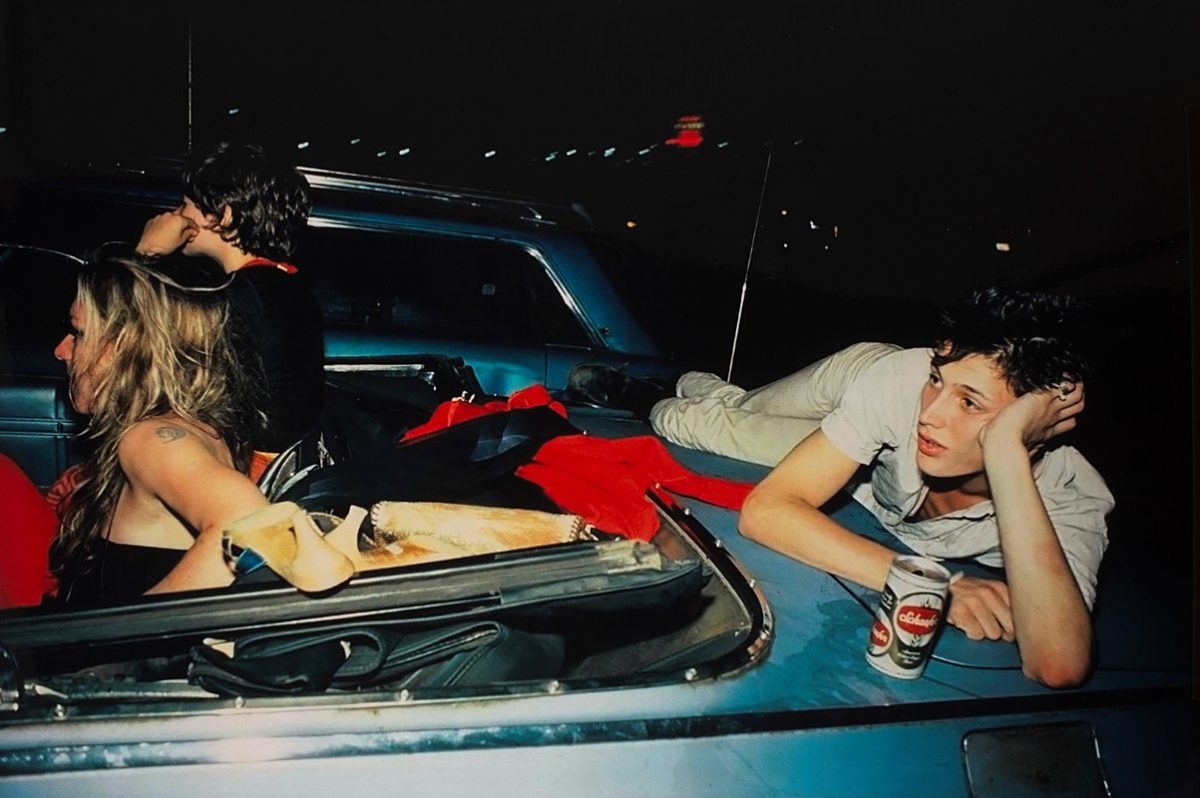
left=0, top=355, right=770, bottom=713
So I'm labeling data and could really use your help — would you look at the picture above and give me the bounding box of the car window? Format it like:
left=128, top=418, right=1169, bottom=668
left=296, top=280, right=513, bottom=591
left=0, top=245, right=83, bottom=377
left=301, top=227, right=591, bottom=348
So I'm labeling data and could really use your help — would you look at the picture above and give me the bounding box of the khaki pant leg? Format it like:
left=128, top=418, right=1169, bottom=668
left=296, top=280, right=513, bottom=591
left=649, top=342, right=900, bottom=466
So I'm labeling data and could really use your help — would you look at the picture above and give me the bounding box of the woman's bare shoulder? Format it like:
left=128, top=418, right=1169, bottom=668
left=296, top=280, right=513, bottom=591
left=120, top=415, right=230, bottom=466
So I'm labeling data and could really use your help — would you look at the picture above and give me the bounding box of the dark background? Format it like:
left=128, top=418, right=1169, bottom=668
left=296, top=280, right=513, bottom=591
left=1, top=1, right=1196, bottom=631
left=2, top=2, right=1194, bottom=290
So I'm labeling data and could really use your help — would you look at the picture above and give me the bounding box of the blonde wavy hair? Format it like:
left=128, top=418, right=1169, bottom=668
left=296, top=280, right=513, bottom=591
left=54, top=252, right=264, bottom=576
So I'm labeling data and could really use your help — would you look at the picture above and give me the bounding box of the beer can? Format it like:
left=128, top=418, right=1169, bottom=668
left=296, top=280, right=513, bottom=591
left=866, top=555, right=951, bottom=679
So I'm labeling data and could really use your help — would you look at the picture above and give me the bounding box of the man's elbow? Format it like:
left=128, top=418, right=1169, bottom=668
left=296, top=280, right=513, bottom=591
left=737, top=489, right=772, bottom=542
left=1022, top=651, right=1092, bottom=689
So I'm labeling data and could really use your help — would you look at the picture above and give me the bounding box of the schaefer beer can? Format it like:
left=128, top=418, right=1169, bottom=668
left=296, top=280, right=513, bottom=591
left=866, top=555, right=951, bottom=679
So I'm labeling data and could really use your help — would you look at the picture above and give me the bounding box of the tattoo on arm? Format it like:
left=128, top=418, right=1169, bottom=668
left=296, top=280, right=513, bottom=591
left=154, top=426, right=187, bottom=443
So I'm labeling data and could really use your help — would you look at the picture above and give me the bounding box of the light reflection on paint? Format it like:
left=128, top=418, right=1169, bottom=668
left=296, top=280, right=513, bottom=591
left=208, top=737, right=293, bottom=764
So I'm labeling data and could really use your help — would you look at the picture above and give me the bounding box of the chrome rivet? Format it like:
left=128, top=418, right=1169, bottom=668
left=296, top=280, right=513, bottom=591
left=399, top=689, right=412, bottom=702
left=233, top=696, right=245, bottom=709
left=683, top=668, right=699, bottom=681
left=52, top=704, right=67, bottom=720
left=547, top=680, right=562, bottom=694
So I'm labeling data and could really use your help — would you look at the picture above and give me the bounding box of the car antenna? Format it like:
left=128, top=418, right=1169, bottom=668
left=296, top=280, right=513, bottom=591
left=725, top=135, right=775, bottom=382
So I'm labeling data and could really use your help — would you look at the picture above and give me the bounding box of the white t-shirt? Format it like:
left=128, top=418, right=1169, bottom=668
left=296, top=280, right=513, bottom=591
left=821, top=348, right=1113, bottom=608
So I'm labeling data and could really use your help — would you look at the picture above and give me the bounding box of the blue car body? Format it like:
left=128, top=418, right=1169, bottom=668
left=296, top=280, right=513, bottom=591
left=299, top=170, right=672, bottom=396
left=0, top=407, right=1192, bottom=796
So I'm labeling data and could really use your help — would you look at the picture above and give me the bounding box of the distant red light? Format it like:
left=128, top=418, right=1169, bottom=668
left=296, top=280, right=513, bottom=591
left=665, top=115, right=705, bottom=148
left=666, top=129, right=703, bottom=148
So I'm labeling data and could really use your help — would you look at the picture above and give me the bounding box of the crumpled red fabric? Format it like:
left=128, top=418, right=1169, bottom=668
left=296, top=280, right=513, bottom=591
left=400, top=384, right=567, bottom=441
left=400, top=385, right=752, bottom=541
left=516, top=435, right=751, bottom=540
left=0, top=454, right=60, bottom=608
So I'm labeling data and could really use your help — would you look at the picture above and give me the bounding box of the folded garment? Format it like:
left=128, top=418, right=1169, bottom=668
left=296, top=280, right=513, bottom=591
left=369, top=501, right=589, bottom=562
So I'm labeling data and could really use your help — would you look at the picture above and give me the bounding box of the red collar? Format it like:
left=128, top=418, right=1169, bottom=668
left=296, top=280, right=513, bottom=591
left=240, top=257, right=298, bottom=275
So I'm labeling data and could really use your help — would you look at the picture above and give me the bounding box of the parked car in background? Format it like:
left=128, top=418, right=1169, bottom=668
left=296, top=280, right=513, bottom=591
left=0, top=161, right=677, bottom=397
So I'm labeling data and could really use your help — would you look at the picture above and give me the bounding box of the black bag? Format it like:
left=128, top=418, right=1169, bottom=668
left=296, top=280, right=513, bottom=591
left=188, top=620, right=565, bottom=697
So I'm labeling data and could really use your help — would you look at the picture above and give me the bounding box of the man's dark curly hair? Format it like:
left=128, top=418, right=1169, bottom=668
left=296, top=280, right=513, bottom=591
left=931, top=285, right=1090, bottom=396
left=182, top=143, right=311, bottom=262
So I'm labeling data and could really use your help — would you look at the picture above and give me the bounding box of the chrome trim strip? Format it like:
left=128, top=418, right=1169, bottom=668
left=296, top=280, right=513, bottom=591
left=0, top=688, right=1186, bottom=775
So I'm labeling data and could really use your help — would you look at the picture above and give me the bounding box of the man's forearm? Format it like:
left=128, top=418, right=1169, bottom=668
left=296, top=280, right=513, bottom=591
left=739, top=490, right=897, bottom=591
left=984, top=439, right=1092, bottom=687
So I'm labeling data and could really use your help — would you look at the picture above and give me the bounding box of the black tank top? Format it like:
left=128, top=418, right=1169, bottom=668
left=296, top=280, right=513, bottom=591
left=52, top=542, right=184, bottom=605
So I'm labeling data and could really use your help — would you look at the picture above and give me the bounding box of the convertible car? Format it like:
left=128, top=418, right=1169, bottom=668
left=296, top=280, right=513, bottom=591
left=0, top=353, right=1193, bottom=797
left=0, top=167, right=1194, bottom=796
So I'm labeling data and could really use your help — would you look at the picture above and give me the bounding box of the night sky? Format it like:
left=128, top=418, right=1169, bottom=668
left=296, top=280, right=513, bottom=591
left=2, top=0, right=1196, bottom=304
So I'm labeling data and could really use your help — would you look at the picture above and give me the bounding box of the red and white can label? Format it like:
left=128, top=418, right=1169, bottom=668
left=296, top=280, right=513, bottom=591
left=866, top=556, right=951, bottom=679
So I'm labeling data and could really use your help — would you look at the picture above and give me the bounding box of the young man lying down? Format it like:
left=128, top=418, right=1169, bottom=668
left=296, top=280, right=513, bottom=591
left=737, top=287, right=1113, bottom=688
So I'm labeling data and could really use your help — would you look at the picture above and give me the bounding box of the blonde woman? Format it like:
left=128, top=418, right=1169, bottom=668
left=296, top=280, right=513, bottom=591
left=47, top=248, right=270, bottom=603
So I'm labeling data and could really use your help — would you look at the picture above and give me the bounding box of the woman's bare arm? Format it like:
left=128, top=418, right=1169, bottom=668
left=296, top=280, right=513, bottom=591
left=118, top=419, right=269, bottom=594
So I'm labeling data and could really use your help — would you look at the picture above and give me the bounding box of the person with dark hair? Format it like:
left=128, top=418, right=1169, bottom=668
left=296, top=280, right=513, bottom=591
left=136, top=143, right=325, bottom=477
left=726, top=286, right=1112, bottom=687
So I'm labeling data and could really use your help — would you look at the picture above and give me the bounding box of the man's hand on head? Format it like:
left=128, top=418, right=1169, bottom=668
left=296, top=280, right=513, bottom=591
left=136, top=211, right=199, bottom=256
left=947, top=575, right=1015, bottom=642
left=980, top=381, right=1085, bottom=453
